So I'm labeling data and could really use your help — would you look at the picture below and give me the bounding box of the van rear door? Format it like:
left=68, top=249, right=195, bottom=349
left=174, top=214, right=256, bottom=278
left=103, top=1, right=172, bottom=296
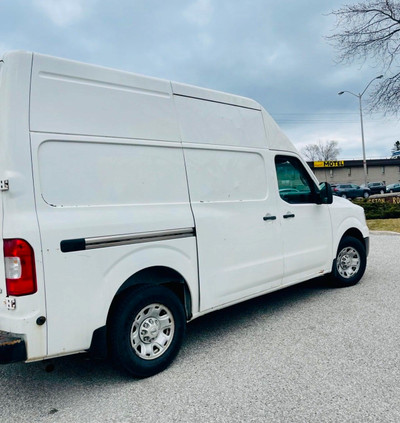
left=0, top=60, right=6, bottom=299
left=0, top=187, right=5, bottom=300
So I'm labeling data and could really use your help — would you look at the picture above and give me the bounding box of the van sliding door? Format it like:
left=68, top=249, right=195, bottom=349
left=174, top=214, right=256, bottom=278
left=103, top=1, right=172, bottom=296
left=174, top=93, right=284, bottom=311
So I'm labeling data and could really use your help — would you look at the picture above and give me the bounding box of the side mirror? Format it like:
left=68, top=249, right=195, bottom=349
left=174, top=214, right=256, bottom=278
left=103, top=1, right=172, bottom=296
left=317, top=182, right=333, bottom=204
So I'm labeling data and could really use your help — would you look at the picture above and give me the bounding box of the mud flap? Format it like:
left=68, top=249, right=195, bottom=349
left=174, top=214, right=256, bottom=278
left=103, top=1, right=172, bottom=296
left=0, top=331, right=27, bottom=364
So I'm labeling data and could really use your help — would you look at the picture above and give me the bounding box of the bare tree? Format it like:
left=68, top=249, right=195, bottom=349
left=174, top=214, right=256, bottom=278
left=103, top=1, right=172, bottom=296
left=302, top=140, right=341, bottom=161
left=328, top=1, right=400, bottom=114
left=302, top=144, right=320, bottom=161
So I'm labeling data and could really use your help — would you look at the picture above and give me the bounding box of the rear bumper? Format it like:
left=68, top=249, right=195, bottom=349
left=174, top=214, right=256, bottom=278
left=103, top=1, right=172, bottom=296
left=0, top=331, right=27, bottom=364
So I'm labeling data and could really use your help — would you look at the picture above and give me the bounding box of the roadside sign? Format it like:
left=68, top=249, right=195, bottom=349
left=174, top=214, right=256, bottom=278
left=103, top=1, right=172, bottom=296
left=314, top=160, right=344, bottom=168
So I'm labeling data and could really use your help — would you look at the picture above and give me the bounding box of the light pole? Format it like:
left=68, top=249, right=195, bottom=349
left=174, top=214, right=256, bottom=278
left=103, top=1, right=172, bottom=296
left=338, top=74, right=383, bottom=187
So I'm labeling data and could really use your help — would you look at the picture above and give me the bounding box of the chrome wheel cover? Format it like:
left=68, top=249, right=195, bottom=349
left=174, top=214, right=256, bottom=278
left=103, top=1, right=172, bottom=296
left=130, top=303, right=175, bottom=360
left=337, top=246, right=361, bottom=279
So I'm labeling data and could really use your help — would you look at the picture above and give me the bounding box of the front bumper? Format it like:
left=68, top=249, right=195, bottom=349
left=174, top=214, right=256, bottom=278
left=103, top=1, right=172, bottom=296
left=0, top=331, right=27, bottom=364
left=365, top=236, right=370, bottom=257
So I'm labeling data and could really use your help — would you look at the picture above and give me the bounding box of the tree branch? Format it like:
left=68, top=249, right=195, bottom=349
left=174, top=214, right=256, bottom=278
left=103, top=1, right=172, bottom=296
left=328, top=1, right=400, bottom=114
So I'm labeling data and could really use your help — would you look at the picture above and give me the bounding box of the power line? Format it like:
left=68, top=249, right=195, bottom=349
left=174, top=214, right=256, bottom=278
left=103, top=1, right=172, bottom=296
left=271, top=111, right=392, bottom=125
left=270, top=111, right=384, bottom=116
left=275, top=119, right=379, bottom=124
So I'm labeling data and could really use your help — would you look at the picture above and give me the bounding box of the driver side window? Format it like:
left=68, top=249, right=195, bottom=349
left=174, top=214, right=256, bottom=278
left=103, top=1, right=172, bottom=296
left=275, top=155, right=317, bottom=204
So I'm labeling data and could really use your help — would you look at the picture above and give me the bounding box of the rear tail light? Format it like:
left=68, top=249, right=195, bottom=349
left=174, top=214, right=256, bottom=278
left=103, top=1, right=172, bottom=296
left=3, top=239, right=37, bottom=296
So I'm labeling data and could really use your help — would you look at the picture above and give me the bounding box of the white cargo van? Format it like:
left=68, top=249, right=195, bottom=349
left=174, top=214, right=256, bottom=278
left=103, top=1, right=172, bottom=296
left=0, top=51, right=369, bottom=377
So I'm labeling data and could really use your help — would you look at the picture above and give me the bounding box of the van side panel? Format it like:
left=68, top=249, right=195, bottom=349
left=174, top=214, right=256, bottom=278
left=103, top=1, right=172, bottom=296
left=30, top=131, right=199, bottom=355
left=37, top=140, right=189, bottom=207
left=28, top=54, right=199, bottom=356
left=174, top=94, right=266, bottom=148
left=0, top=52, right=47, bottom=360
left=30, top=54, right=181, bottom=142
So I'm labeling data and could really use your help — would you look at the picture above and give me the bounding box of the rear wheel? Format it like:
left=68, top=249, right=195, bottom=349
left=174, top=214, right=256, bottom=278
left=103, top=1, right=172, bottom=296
left=363, top=191, right=369, bottom=198
left=108, top=285, right=186, bottom=378
left=341, top=194, right=347, bottom=199
left=331, top=236, right=366, bottom=287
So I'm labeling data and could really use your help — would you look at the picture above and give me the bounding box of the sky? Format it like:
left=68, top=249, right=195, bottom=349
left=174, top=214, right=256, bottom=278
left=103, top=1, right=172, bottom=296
left=0, top=0, right=399, bottom=160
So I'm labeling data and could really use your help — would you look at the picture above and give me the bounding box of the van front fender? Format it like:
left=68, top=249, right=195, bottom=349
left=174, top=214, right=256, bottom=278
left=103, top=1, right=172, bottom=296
left=333, top=216, right=369, bottom=257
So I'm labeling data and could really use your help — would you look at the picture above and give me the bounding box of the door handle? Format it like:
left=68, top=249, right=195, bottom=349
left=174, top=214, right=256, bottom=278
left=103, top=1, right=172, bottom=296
left=263, top=214, right=277, bottom=221
left=283, top=213, right=295, bottom=219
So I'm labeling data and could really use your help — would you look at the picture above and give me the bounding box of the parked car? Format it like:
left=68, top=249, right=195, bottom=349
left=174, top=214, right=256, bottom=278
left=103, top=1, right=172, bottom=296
left=367, top=182, right=386, bottom=194
left=333, top=184, right=371, bottom=199
left=386, top=183, right=400, bottom=193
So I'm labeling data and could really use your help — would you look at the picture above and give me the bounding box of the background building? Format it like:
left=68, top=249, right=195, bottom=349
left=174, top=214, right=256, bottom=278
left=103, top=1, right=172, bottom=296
left=308, top=158, right=400, bottom=186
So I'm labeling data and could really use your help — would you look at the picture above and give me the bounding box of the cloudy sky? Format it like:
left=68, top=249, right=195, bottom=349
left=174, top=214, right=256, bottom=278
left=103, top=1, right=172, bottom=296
left=1, top=0, right=399, bottom=159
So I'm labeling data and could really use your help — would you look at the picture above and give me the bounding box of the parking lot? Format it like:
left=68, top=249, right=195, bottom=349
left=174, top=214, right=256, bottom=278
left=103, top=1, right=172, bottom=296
left=1, top=232, right=400, bottom=423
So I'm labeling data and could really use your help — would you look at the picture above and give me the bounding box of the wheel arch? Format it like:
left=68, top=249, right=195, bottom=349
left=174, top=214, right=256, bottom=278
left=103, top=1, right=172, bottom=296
left=340, top=227, right=366, bottom=251
left=89, top=265, right=193, bottom=359
left=112, top=266, right=193, bottom=321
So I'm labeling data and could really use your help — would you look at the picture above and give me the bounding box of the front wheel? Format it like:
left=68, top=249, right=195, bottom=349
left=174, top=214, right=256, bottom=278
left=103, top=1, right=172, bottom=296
left=363, top=191, right=370, bottom=198
left=108, top=285, right=186, bottom=378
left=331, top=236, right=366, bottom=287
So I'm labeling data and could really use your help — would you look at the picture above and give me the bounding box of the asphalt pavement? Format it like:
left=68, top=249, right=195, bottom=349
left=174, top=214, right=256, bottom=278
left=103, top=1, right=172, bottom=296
left=1, top=232, right=400, bottom=423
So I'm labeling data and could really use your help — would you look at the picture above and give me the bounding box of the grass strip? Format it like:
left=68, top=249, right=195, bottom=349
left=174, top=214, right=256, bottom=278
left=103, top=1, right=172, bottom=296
left=367, top=218, right=400, bottom=233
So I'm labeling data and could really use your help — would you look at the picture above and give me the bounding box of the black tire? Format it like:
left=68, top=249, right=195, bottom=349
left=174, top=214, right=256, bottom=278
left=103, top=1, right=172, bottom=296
left=108, top=285, right=186, bottom=378
left=380, top=189, right=385, bottom=194
left=341, top=194, right=347, bottom=199
left=331, top=236, right=366, bottom=287
left=363, top=191, right=369, bottom=198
